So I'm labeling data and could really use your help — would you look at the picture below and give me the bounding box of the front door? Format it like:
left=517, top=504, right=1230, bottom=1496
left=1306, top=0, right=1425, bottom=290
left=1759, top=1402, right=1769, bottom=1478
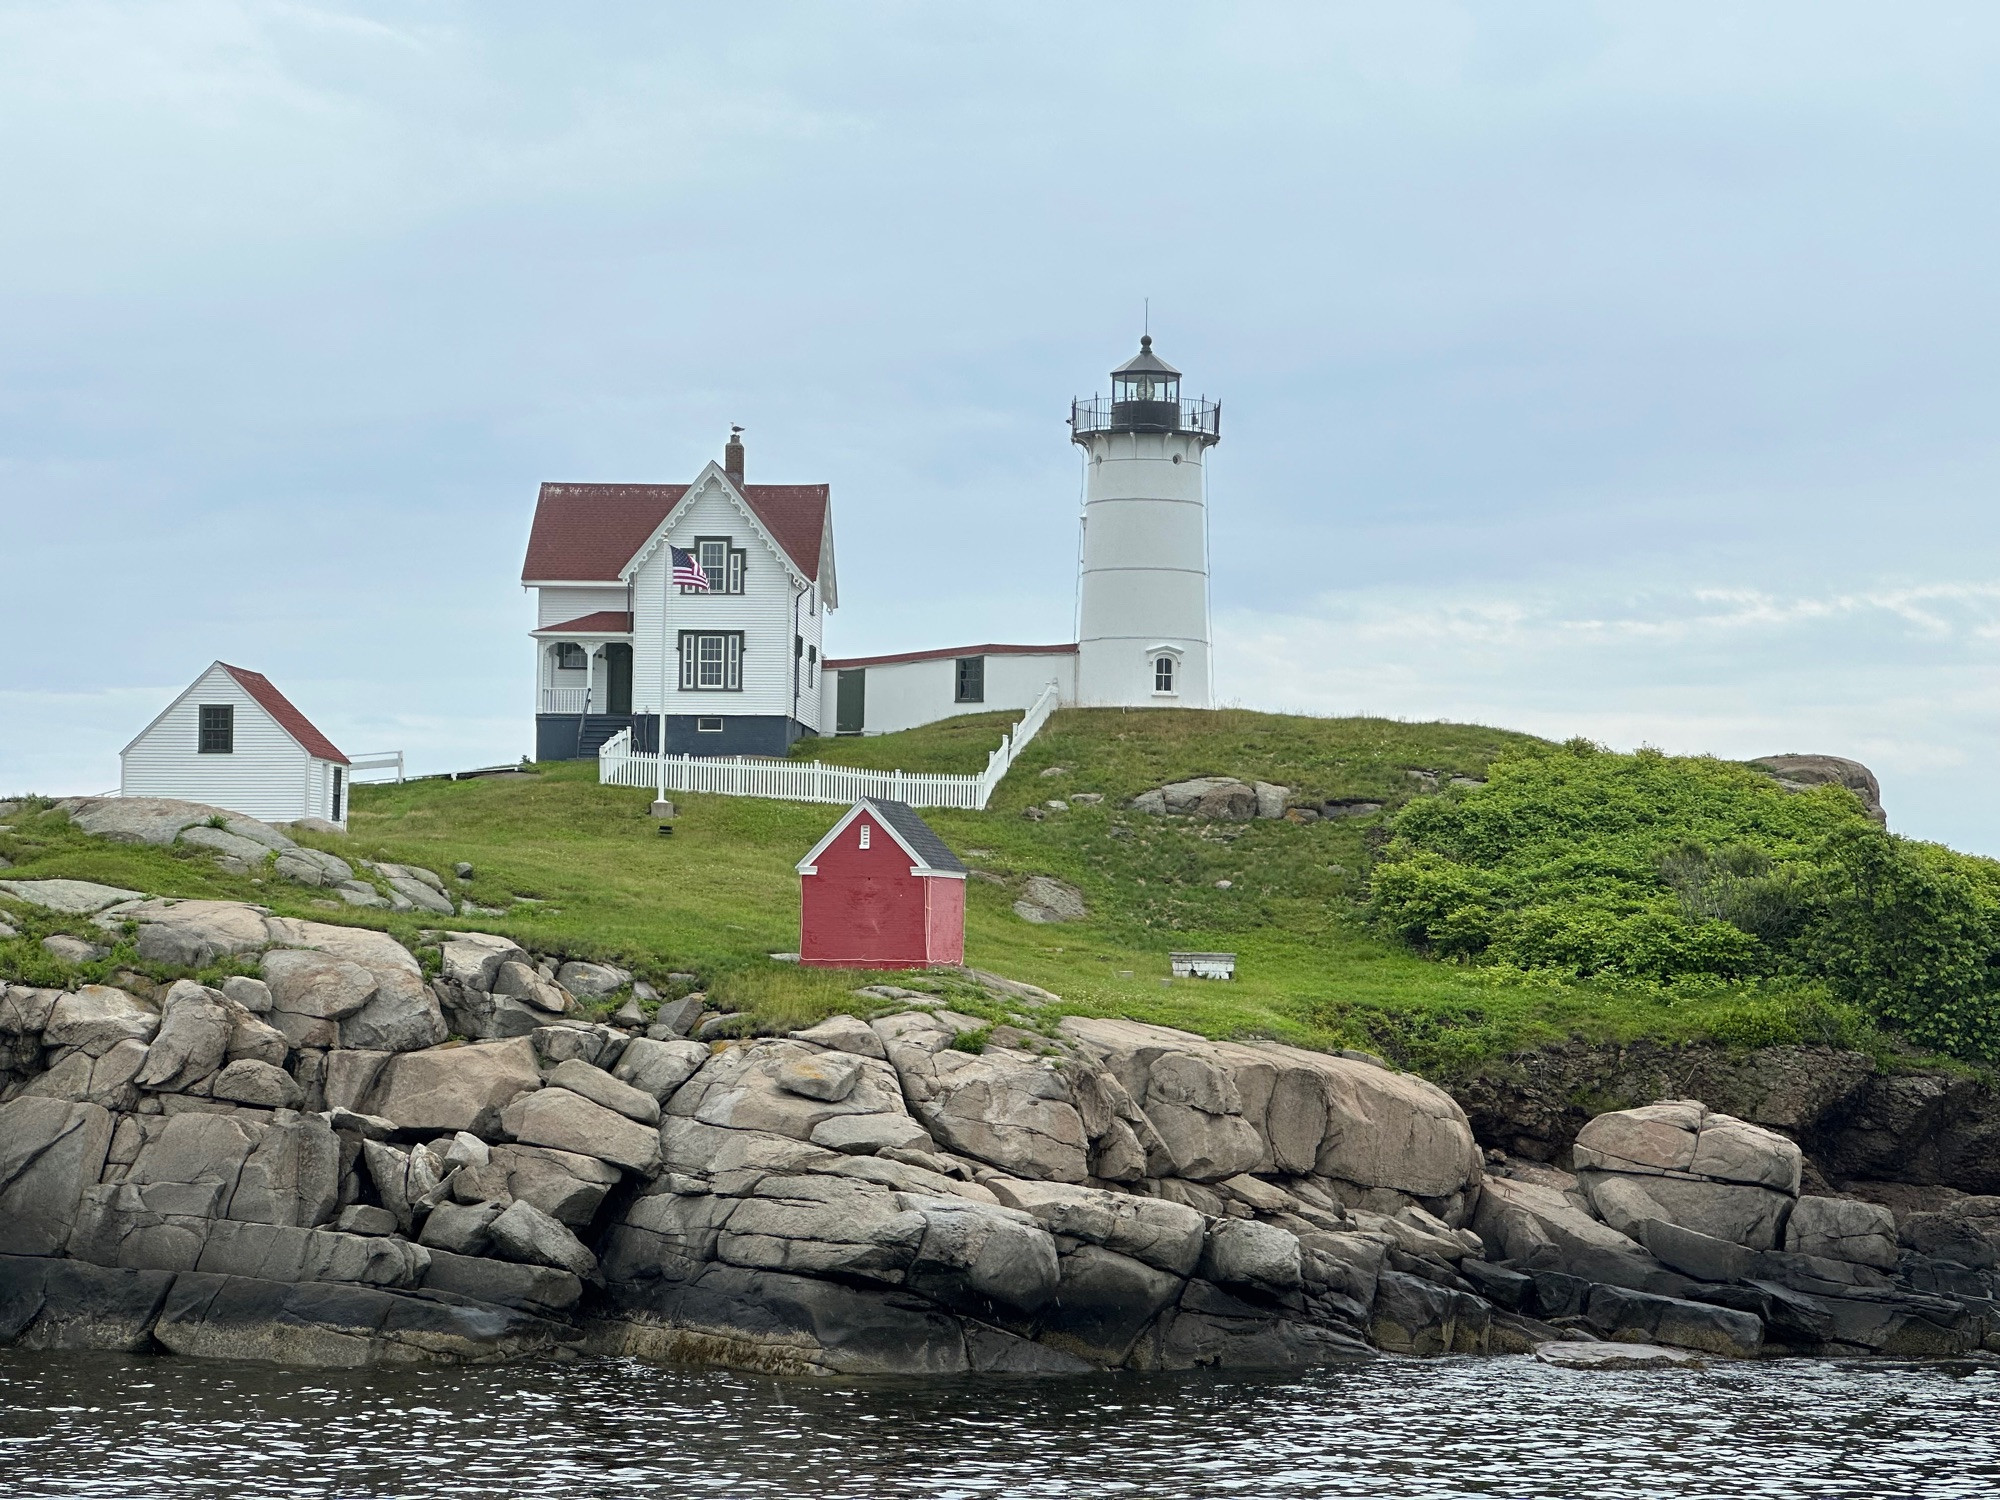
left=605, top=644, right=633, bottom=716
left=836, top=668, right=865, bottom=734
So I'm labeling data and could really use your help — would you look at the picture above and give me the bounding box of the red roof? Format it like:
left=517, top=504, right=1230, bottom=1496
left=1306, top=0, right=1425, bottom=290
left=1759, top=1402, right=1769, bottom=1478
left=522, top=480, right=829, bottom=583
left=220, top=664, right=348, bottom=765
left=532, top=611, right=634, bottom=635
left=822, top=642, right=1078, bottom=670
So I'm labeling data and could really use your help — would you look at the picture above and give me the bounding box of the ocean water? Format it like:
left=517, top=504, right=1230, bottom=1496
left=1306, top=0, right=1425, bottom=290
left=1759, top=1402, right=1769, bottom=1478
left=1, top=1350, right=1995, bottom=1499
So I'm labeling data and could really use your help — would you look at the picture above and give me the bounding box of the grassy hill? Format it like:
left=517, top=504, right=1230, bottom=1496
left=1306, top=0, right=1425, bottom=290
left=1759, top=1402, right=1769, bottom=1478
left=6, top=706, right=1941, bottom=1079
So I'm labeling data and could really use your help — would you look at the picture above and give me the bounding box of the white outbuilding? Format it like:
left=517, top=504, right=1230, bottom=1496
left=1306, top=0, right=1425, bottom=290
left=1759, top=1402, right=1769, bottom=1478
left=121, top=662, right=352, bottom=828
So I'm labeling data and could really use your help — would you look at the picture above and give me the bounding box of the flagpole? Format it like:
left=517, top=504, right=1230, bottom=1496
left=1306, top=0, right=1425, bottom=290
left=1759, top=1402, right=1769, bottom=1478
left=668, top=540, right=676, bottom=812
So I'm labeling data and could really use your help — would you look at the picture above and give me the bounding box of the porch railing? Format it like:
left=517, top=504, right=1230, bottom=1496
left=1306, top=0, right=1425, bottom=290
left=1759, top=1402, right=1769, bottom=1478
left=541, top=687, right=591, bottom=714
left=598, top=680, right=1062, bottom=811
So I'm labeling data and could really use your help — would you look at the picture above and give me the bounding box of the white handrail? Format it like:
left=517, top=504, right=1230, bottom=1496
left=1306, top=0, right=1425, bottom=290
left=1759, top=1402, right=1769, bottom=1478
left=348, top=751, right=405, bottom=785
left=598, top=680, right=1061, bottom=810
left=541, top=687, right=592, bottom=714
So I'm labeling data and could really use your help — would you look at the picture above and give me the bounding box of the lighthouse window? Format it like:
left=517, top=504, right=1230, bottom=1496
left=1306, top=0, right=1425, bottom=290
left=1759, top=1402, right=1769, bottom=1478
left=1114, top=374, right=1179, bottom=404
left=1154, top=655, right=1176, bottom=694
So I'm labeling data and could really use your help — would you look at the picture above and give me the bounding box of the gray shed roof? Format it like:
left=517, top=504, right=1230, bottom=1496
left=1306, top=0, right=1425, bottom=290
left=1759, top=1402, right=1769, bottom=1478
left=862, top=798, right=967, bottom=874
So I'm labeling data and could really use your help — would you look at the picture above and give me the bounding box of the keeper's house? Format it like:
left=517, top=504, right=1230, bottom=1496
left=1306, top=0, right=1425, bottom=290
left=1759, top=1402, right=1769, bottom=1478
left=796, top=798, right=966, bottom=968
left=121, top=662, right=352, bottom=828
left=521, top=431, right=837, bottom=760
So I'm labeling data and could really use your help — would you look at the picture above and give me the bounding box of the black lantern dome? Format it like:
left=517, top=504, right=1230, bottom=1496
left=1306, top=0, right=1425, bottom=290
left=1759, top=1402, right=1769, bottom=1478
left=1072, top=336, right=1220, bottom=444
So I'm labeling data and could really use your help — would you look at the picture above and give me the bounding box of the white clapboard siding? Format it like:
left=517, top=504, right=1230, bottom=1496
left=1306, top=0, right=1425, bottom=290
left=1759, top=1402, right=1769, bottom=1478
left=537, top=586, right=631, bottom=628
left=120, top=663, right=340, bottom=826
left=798, top=581, right=827, bottom=733
left=629, top=479, right=814, bottom=720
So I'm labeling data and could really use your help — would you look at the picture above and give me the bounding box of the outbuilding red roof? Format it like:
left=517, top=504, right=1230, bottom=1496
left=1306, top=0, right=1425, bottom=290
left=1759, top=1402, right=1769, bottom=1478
left=532, top=612, right=634, bottom=635
left=522, top=481, right=829, bottom=583
left=821, top=642, right=1078, bottom=670
left=220, top=664, right=348, bottom=765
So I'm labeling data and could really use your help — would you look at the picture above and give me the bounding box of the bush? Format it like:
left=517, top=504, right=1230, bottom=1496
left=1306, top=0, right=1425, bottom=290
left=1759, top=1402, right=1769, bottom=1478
left=1369, top=852, right=1495, bottom=958
left=1489, top=904, right=1760, bottom=981
left=1370, top=743, right=2000, bottom=1061
left=1793, top=826, right=2000, bottom=1061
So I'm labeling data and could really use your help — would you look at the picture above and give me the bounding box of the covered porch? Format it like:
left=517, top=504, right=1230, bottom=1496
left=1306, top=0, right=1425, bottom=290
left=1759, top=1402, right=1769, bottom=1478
left=533, top=612, right=637, bottom=761
left=533, top=613, right=635, bottom=717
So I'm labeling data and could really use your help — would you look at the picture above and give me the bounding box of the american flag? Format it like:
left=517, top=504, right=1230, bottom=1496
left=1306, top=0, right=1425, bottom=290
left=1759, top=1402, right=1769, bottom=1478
left=671, top=546, right=711, bottom=591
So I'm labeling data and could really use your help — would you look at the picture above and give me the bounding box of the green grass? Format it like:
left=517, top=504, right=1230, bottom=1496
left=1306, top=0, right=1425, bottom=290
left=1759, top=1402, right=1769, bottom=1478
left=0, top=708, right=1915, bottom=1080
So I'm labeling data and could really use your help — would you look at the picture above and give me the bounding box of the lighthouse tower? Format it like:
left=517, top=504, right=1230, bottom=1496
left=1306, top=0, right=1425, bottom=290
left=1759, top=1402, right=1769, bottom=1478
left=1071, top=336, right=1221, bottom=708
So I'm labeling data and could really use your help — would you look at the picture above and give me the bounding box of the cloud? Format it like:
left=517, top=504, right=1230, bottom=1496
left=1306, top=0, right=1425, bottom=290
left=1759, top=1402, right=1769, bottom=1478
left=7, top=2, right=2000, bottom=862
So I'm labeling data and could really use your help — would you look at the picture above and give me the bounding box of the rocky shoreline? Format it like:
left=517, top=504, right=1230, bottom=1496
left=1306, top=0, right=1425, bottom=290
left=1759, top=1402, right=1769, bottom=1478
left=1, top=825, right=1997, bottom=1372
left=1452, top=1037, right=2000, bottom=1198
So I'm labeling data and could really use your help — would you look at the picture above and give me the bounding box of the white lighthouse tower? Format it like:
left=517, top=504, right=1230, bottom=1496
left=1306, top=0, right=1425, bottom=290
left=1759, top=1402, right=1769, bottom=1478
left=1071, top=336, right=1221, bottom=708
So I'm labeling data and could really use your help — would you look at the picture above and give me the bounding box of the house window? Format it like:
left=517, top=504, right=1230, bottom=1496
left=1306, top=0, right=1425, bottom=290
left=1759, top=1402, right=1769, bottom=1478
left=678, top=631, right=744, bottom=691
left=331, top=766, right=344, bottom=822
left=1154, top=655, right=1176, bottom=694
left=696, top=716, right=724, bottom=733
left=686, top=537, right=747, bottom=595
left=808, top=644, right=817, bottom=686
left=198, top=704, right=234, bottom=754
left=554, top=642, right=586, bottom=670
left=859, top=824, right=871, bottom=850
left=955, top=656, right=985, bottom=703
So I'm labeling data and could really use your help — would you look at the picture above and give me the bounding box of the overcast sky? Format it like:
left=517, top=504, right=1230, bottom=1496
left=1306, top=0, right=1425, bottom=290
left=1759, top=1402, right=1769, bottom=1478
left=6, top=2, right=2000, bottom=851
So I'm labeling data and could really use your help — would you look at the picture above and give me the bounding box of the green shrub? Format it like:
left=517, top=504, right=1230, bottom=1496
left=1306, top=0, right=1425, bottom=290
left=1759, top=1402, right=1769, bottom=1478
left=1370, top=742, right=2000, bottom=1061
left=1368, top=852, right=1495, bottom=957
left=1792, top=826, right=2000, bottom=1061
left=948, top=1025, right=993, bottom=1055
left=1489, top=903, right=1760, bottom=981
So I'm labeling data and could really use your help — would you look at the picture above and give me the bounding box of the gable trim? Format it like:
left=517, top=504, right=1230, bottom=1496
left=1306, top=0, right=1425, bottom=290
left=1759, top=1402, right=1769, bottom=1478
left=622, top=464, right=810, bottom=589
left=795, top=798, right=964, bottom=878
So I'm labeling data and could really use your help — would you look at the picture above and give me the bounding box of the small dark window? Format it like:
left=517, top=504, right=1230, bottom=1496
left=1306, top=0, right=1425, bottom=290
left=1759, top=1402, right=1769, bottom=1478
left=331, top=766, right=344, bottom=822
left=1154, top=655, right=1176, bottom=693
left=955, top=656, right=985, bottom=704
left=198, top=704, right=234, bottom=754
left=696, top=716, right=724, bottom=733
left=554, top=643, right=586, bottom=670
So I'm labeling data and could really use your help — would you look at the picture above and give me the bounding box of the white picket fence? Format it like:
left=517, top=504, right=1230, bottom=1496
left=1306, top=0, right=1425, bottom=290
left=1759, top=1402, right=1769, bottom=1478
left=599, top=680, right=1062, bottom=810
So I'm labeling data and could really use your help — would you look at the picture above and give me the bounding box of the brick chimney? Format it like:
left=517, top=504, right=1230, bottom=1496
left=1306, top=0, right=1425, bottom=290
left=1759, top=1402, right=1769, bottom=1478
left=724, top=426, right=744, bottom=485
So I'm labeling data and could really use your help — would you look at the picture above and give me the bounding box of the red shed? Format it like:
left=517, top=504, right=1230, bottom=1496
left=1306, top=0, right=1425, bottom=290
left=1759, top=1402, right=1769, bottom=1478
left=796, top=798, right=967, bottom=968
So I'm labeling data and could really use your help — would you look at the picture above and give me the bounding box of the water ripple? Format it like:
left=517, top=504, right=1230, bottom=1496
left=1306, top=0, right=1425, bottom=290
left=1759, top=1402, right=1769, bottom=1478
left=1, top=1351, right=1995, bottom=1499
